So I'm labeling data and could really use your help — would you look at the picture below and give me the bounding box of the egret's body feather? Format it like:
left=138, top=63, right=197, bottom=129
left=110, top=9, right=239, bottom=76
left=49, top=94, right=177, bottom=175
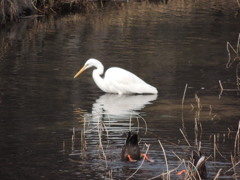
left=74, top=58, right=158, bottom=94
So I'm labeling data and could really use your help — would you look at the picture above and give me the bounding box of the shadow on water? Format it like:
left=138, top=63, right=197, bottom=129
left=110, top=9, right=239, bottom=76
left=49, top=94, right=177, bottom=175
left=0, top=0, right=240, bottom=179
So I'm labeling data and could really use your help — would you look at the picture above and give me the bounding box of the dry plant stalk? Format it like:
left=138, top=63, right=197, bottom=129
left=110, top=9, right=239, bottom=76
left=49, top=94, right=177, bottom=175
left=213, top=133, right=227, bottom=161
left=218, top=80, right=240, bottom=98
left=214, top=134, right=216, bottom=160
left=181, top=84, right=188, bottom=140
left=72, top=127, right=76, bottom=151
left=158, top=140, right=170, bottom=180
left=194, top=93, right=202, bottom=111
left=187, top=160, right=203, bottom=180
left=149, top=160, right=185, bottom=180
left=231, top=155, right=239, bottom=180
left=225, top=160, right=240, bottom=174
left=237, top=0, right=240, bottom=8
left=138, top=114, right=148, bottom=135
left=81, top=130, right=87, bottom=151
left=180, top=128, right=191, bottom=146
left=194, top=117, right=202, bottom=152
left=225, top=33, right=240, bottom=90
left=182, top=83, right=188, bottom=108
left=234, top=121, right=240, bottom=156
left=129, top=114, right=148, bottom=135
left=226, top=33, right=240, bottom=68
left=97, top=117, right=108, bottom=168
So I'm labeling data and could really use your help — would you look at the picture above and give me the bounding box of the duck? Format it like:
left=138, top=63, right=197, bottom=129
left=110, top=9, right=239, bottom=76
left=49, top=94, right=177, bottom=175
left=177, top=151, right=207, bottom=179
left=121, top=132, right=141, bottom=162
left=121, top=132, right=151, bottom=162
left=192, top=151, right=207, bottom=179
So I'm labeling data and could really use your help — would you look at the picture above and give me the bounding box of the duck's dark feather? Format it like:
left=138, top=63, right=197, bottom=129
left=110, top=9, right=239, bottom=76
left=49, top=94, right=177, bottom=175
left=121, top=132, right=140, bottom=161
left=193, top=151, right=207, bottom=179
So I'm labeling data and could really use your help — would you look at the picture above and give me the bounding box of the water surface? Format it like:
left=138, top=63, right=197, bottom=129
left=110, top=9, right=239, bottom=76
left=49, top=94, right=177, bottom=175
left=0, top=1, right=240, bottom=179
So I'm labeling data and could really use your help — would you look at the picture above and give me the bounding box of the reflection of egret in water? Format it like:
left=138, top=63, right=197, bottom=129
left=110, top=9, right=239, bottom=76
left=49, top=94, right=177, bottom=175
left=68, top=94, right=157, bottom=179
left=88, top=94, right=157, bottom=132
left=92, top=94, right=158, bottom=117
left=72, top=94, right=157, bottom=142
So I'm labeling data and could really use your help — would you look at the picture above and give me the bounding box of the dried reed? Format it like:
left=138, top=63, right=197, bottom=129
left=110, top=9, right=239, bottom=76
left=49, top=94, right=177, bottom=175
left=158, top=140, right=170, bottom=180
left=182, top=83, right=188, bottom=108
left=220, top=33, right=240, bottom=94
left=226, top=33, right=240, bottom=68
left=213, top=168, right=222, bottom=180
left=97, top=117, right=108, bottom=168
left=234, top=121, right=240, bottom=156
left=180, top=128, right=191, bottom=146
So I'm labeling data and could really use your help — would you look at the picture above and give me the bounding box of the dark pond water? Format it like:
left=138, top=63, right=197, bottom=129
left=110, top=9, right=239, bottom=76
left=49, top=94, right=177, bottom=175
left=1, top=0, right=240, bottom=179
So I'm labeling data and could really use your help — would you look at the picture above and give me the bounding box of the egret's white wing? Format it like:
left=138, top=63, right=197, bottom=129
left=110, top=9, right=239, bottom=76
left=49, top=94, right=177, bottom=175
left=104, top=67, right=156, bottom=94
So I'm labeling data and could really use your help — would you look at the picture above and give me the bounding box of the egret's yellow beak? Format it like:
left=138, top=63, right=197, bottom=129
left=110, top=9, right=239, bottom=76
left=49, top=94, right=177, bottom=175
left=73, top=65, right=87, bottom=79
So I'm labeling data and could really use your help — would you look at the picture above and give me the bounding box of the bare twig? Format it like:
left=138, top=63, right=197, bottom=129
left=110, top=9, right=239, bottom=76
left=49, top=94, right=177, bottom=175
left=158, top=140, right=170, bottom=180
left=138, top=114, right=148, bottom=135
left=234, top=121, right=240, bottom=156
left=182, top=83, right=188, bottom=108
left=225, top=160, right=240, bottom=173
left=219, top=80, right=224, bottom=98
left=218, top=79, right=240, bottom=98
left=187, top=160, right=203, bottom=180
left=237, top=0, right=240, bottom=8
left=213, top=168, right=222, bottom=180
left=214, top=134, right=216, bottom=160
left=180, top=128, right=191, bottom=146
left=231, top=155, right=239, bottom=180
left=97, top=118, right=108, bottom=168
left=226, top=34, right=240, bottom=68
left=195, top=93, right=201, bottom=111
left=225, top=33, right=240, bottom=92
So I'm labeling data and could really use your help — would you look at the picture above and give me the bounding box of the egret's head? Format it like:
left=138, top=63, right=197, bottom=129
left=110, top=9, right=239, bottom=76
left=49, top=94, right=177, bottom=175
left=73, top=58, right=103, bottom=79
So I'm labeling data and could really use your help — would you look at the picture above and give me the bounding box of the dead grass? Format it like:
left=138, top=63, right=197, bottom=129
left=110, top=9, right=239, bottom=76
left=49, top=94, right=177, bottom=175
left=219, top=33, right=240, bottom=97
left=0, top=0, right=97, bottom=24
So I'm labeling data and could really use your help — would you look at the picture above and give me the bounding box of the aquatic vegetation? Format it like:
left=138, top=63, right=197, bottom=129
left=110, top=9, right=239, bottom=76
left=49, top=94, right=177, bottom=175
left=219, top=33, right=240, bottom=97
left=0, top=0, right=34, bottom=23
left=1, top=0, right=239, bottom=179
left=0, top=0, right=95, bottom=24
left=64, top=99, right=240, bottom=179
left=61, top=82, right=240, bottom=179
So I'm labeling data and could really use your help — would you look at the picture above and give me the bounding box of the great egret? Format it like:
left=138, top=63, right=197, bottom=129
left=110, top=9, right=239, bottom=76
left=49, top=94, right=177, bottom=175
left=73, top=58, right=158, bottom=94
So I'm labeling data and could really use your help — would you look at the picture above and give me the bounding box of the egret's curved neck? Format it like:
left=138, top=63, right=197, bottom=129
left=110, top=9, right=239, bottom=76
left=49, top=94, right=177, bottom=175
left=92, top=63, right=107, bottom=92
left=94, top=61, right=104, bottom=75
